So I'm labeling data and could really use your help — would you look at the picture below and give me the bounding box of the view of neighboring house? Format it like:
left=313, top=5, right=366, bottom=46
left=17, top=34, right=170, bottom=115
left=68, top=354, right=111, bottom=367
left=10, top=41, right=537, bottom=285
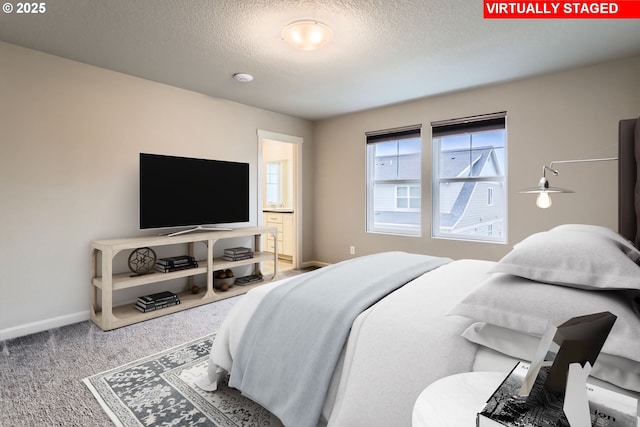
left=370, top=137, right=422, bottom=234
left=370, top=141, right=506, bottom=239
left=439, top=147, right=505, bottom=239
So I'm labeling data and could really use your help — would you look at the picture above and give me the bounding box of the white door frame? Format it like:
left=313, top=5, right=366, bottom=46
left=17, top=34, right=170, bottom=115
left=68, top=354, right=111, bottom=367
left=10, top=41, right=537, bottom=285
left=257, top=129, right=303, bottom=269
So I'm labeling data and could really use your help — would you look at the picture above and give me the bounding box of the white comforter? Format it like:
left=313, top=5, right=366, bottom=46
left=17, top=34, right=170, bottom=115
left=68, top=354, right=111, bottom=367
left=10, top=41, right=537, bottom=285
left=198, top=259, right=495, bottom=427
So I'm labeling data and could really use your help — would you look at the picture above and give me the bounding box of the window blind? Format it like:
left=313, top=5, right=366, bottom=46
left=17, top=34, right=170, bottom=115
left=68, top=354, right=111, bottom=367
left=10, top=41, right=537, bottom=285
left=431, top=112, right=506, bottom=137
left=366, top=125, right=422, bottom=144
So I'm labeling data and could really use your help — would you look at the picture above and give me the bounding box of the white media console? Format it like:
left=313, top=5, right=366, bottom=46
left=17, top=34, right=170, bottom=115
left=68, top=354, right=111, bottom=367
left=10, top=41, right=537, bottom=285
left=90, top=226, right=277, bottom=331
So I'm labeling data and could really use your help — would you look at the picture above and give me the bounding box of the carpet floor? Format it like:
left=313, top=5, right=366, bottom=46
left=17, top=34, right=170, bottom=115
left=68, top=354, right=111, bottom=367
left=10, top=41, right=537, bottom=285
left=1, top=267, right=313, bottom=426
left=1, top=298, right=237, bottom=427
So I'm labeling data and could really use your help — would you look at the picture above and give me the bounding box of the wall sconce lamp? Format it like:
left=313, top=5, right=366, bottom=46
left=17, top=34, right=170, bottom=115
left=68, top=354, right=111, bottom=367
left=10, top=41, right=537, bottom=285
left=520, top=157, right=617, bottom=208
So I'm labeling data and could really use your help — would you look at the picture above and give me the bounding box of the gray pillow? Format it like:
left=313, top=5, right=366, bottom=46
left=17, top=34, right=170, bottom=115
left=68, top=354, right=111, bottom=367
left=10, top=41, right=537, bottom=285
left=550, top=224, right=640, bottom=261
left=490, top=229, right=640, bottom=290
left=448, top=273, right=640, bottom=363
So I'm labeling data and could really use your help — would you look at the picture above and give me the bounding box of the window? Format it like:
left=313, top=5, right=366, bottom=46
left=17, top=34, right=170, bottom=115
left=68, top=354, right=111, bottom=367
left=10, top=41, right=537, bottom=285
left=265, top=161, right=282, bottom=206
left=432, top=113, right=507, bottom=243
left=366, top=126, right=422, bottom=236
left=396, top=185, right=420, bottom=210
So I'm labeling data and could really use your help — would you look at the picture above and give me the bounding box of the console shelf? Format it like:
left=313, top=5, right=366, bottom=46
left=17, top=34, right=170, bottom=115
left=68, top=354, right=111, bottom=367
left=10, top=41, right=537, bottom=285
left=90, top=226, right=277, bottom=331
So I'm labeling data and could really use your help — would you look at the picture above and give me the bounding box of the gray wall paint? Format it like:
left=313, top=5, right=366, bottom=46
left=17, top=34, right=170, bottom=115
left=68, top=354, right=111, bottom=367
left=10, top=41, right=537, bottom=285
left=0, top=42, right=313, bottom=337
left=312, top=56, right=640, bottom=264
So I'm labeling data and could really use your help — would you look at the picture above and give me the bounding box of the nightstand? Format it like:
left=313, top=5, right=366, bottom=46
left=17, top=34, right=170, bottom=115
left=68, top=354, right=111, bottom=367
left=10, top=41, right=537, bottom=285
left=412, top=371, right=505, bottom=427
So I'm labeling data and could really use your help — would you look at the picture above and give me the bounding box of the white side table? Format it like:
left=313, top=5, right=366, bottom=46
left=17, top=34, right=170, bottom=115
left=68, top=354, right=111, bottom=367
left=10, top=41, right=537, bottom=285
left=412, top=371, right=505, bottom=427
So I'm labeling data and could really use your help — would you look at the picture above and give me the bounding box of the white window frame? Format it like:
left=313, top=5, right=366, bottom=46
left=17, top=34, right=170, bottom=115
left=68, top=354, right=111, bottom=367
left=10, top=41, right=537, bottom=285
left=366, top=125, right=422, bottom=236
left=431, top=112, right=507, bottom=244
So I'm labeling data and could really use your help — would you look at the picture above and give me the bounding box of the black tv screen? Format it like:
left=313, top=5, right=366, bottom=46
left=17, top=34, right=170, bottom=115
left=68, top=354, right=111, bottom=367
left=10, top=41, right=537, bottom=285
left=139, top=153, right=250, bottom=230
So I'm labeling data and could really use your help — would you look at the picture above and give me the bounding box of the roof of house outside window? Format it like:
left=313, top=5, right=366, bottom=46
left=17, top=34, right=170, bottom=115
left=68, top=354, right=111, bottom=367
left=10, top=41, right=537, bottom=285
left=440, top=148, right=494, bottom=228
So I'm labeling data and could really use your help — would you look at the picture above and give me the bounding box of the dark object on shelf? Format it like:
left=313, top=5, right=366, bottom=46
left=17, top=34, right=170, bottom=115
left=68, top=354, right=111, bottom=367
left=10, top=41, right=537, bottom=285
left=224, top=247, right=252, bottom=255
left=155, top=255, right=198, bottom=272
left=137, top=291, right=179, bottom=306
left=157, top=255, right=196, bottom=266
left=221, top=248, right=254, bottom=261
left=191, top=285, right=200, bottom=294
left=235, top=274, right=263, bottom=285
left=128, top=247, right=157, bottom=276
left=221, top=253, right=254, bottom=261
left=135, top=299, right=180, bottom=313
left=155, top=261, right=199, bottom=273
left=214, top=268, right=235, bottom=289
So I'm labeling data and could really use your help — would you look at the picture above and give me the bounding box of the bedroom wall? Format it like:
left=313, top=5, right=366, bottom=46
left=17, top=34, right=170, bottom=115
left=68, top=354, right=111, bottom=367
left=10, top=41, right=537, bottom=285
left=0, top=41, right=313, bottom=339
left=312, top=55, right=640, bottom=264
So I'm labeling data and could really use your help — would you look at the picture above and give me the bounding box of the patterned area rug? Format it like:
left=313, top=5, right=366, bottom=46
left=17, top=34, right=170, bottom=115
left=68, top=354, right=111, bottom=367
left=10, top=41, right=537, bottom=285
left=84, top=334, right=283, bottom=427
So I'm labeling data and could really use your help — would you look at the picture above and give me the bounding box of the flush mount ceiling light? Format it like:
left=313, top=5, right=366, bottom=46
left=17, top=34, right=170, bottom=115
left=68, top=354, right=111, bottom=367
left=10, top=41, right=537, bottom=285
left=281, top=20, right=333, bottom=51
left=233, top=73, right=253, bottom=83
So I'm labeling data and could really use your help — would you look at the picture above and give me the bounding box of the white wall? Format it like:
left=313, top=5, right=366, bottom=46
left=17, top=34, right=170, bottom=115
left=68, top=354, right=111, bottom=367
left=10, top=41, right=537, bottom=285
left=0, top=42, right=313, bottom=339
left=312, top=56, right=640, bottom=264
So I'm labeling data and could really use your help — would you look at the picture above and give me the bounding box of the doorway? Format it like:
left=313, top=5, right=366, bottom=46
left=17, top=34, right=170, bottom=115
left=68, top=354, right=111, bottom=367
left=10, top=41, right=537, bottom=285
left=257, top=130, right=303, bottom=274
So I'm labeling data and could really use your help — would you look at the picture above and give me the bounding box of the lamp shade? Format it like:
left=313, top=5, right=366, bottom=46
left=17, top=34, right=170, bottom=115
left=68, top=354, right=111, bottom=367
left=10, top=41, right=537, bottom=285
left=519, top=177, right=574, bottom=209
left=519, top=186, right=575, bottom=194
left=282, top=20, right=333, bottom=51
left=519, top=177, right=574, bottom=194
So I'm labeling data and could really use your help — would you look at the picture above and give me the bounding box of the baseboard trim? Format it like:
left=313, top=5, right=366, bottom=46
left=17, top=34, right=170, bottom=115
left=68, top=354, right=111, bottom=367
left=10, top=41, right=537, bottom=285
left=0, top=310, right=90, bottom=341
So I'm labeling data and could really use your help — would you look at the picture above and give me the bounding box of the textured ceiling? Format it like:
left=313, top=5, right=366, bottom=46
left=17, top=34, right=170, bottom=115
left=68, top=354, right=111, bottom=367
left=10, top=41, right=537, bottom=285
left=1, top=0, right=639, bottom=120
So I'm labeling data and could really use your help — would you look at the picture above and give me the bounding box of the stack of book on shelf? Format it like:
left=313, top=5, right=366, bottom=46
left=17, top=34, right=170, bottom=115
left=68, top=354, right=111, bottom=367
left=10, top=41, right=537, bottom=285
left=222, top=247, right=253, bottom=261
left=135, top=291, right=181, bottom=313
left=477, top=362, right=639, bottom=426
left=235, top=273, right=263, bottom=285
left=155, top=255, right=198, bottom=272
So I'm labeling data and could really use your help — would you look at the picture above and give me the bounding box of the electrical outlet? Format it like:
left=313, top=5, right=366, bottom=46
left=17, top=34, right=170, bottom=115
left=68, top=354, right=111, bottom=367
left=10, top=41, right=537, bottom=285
left=350, top=246, right=355, bottom=255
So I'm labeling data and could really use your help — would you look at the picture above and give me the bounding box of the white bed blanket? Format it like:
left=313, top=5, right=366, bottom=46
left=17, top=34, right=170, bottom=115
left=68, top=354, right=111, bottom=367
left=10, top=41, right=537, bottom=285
left=198, top=259, right=495, bottom=427
left=230, top=252, right=450, bottom=427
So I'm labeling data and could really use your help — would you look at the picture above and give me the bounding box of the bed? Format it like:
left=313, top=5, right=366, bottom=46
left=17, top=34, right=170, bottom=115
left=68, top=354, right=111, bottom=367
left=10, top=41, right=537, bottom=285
left=197, top=116, right=640, bottom=427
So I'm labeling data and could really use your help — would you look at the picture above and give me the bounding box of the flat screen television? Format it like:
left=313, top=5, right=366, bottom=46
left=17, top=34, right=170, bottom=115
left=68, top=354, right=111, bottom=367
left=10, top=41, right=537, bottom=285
left=139, top=153, right=250, bottom=231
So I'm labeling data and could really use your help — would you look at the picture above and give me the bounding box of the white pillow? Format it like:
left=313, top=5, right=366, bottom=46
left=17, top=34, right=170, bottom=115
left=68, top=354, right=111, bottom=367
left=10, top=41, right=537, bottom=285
left=490, top=230, right=640, bottom=290
left=448, top=273, right=640, bottom=363
left=462, top=322, right=640, bottom=393
left=550, top=224, right=640, bottom=262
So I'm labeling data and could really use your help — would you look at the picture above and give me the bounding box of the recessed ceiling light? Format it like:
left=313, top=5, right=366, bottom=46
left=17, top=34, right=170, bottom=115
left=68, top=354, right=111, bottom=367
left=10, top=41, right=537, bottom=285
left=233, top=73, right=254, bottom=83
left=282, top=20, right=333, bottom=51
